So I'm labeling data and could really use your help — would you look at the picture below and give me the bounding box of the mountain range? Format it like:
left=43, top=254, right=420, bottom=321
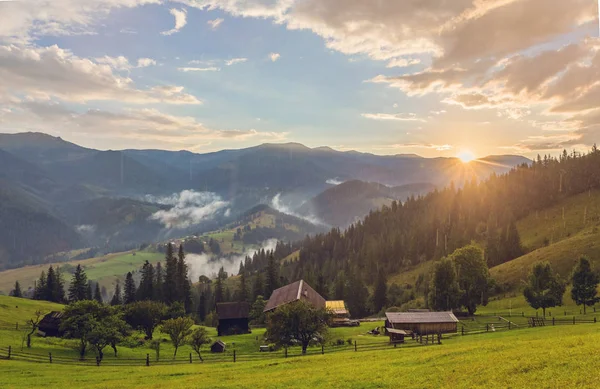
left=0, top=132, right=530, bottom=269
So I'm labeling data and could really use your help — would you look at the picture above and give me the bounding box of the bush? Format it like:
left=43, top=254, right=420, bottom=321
left=335, top=338, right=345, bottom=346
left=346, top=338, right=353, bottom=345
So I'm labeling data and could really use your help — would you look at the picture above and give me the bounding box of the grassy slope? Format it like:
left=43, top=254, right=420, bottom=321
left=389, top=190, right=600, bottom=290
left=0, top=251, right=164, bottom=295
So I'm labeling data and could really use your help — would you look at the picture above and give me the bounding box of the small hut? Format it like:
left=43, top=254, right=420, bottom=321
left=211, top=340, right=226, bottom=353
left=326, top=300, right=354, bottom=326
left=38, top=311, right=65, bottom=337
left=385, top=311, right=458, bottom=336
left=216, top=302, right=250, bottom=336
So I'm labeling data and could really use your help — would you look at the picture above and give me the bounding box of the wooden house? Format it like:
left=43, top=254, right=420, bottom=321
left=216, top=302, right=250, bottom=336
left=211, top=340, right=226, bottom=353
left=385, top=311, right=458, bottom=336
left=263, top=280, right=325, bottom=313
left=38, top=311, right=65, bottom=337
left=326, top=300, right=354, bottom=326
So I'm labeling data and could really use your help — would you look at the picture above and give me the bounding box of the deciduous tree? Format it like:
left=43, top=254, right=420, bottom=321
left=523, top=262, right=566, bottom=317
left=188, top=327, right=211, bottom=361
left=160, top=316, right=194, bottom=358
left=571, top=257, right=599, bottom=314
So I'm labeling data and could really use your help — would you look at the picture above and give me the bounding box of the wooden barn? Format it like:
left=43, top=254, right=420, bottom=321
left=216, top=302, right=250, bottom=336
left=38, top=311, right=65, bottom=337
left=263, top=280, right=325, bottom=313
left=385, top=311, right=458, bottom=336
left=211, top=340, right=226, bottom=353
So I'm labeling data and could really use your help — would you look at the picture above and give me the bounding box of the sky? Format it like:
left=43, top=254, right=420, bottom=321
left=0, top=0, right=598, bottom=158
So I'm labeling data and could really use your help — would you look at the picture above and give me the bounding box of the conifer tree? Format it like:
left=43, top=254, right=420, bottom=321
left=10, top=281, right=23, bottom=298
left=163, top=243, right=177, bottom=304
left=111, top=281, right=122, bottom=306
left=523, top=262, right=565, bottom=317
left=46, top=266, right=58, bottom=302
left=571, top=257, right=599, bottom=314
left=33, top=271, right=46, bottom=300
left=253, top=272, right=264, bottom=301
left=93, top=282, right=103, bottom=304
left=214, top=267, right=225, bottom=305
left=177, top=245, right=192, bottom=312
left=68, top=264, right=88, bottom=302
left=265, top=254, right=279, bottom=298
left=54, top=267, right=66, bottom=303
left=124, top=272, right=137, bottom=304
left=86, top=281, right=93, bottom=301
left=197, top=292, right=206, bottom=322
left=373, top=269, right=388, bottom=313
left=238, top=270, right=248, bottom=302
left=137, top=260, right=155, bottom=301
left=154, top=262, right=164, bottom=301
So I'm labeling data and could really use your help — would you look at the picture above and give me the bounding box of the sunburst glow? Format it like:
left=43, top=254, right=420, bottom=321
left=457, top=150, right=476, bottom=163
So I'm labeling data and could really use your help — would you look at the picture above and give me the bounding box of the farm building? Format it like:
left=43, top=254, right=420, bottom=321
left=263, top=280, right=325, bottom=313
left=385, top=311, right=459, bottom=336
left=38, top=311, right=65, bottom=337
left=216, top=302, right=250, bottom=336
left=326, top=300, right=355, bottom=326
left=211, top=340, right=226, bottom=353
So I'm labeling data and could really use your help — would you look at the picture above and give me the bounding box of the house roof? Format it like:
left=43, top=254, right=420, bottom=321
left=212, top=340, right=226, bottom=347
left=263, top=280, right=326, bottom=312
left=386, top=328, right=409, bottom=335
left=385, top=311, right=459, bottom=324
left=326, top=300, right=348, bottom=315
left=217, top=302, right=250, bottom=320
left=39, top=311, right=64, bottom=330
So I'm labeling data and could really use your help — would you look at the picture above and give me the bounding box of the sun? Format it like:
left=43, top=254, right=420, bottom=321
left=457, top=150, right=476, bottom=163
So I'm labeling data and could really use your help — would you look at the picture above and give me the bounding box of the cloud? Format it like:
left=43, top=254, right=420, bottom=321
left=0, top=44, right=200, bottom=105
left=137, top=58, right=156, bottom=68
left=76, top=224, right=96, bottom=234
left=119, top=27, right=138, bottom=34
left=150, top=190, right=229, bottom=229
left=161, top=8, right=188, bottom=36
left=0, top=101, right=286, bottom=149
left=226, top=58, right=247, bottom=66
left=95, top=55, right=131, bottom=70
left=361, top=113, right=426, bottom=122
left=271, top=193, right=327, bottom=226
left=376, top=143, right=454, bottom=152
left=268, top=52, right=281, bottom=62
left=178, top=66, right=221, bottom=72
left=186, top=239, right=278, bottom=281
left=386, top=58, right=421, bottom=68
left=326, top=178, right=343, bottom=185
left=207, top=18, right=224, bottom=30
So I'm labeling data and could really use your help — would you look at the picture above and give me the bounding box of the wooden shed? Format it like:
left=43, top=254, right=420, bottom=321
left=38, top=311, right=65, bottom=337
left=385, top=311, right=458, bottom=336
left=385, top=328, right=409, bottom=343
left=216, top=302, right=250, bottom=336
left=263, top=280, right=325, bottom=313
left=210, top=340, right=226, bottom=353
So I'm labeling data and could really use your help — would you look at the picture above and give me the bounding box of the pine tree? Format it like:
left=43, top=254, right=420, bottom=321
left=46, top=266, right=58, bottom=302
left=373, top=269, right=388, bottom=313
left=68, top=264, right=88, bottom=302
left=110, top=280, right=122, bottom=306
left=253, top=272, right=264, bottom=301
left=265, top=254, right=279, bottom=298
left=177, top=245, right=192, bottom=312
left=10, top=281, right=23, bottom=298
left=197, top=292, right=206, bottom=322
left=137, top=261, right=155, bottom=301
left=214, top=267, right=225, bottom=305
left=54, top=267, right=66, bottom=303
left=86, top=281, right=93, bottom=300
left=93, top=282, right=103, bottom=304
left=154, top=262, right=164, bottom=301
left=124, top=272, right=137, bottom=304
left=238, top=270, right=248, bottom=302
left=224, top=287, right=231, bottom=302
left=33, top=271, right=46, bottom=300
left=428, top=258, right=461, bottom=311
left=163, top=243, right=177, bottom=304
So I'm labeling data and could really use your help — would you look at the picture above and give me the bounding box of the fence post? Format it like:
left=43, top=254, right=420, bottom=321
left=146, top=353, right=150, bottom=367
left=7, top=346, right=11, bottom=359
left=321, top=344, right=324, bottom=355
left=233, top=350, right=236, bottom=363
left=354, top=341, right=357, bottom=352
left=49, top=353, right=52, bottom=363
left=564, top=311, right=566, bottom=316
left=553, top=317, right=555, bottom=326
left=573, top=316, right=575, bottom=325
left=486, top=323, right=489, bottom=332
left=96, top=356, right=100, bottom=367
left=595, top=317, right=597, bottom=323
left=522, top=312, right=524, bottom=317
left=16, top=322, right=18, bottom=331
left=508, top=321, right=511, bottom=330
left=285, top=347, right=288, bottom=358
left=461, top=326, right=464, bottom=336
left=189, top=353, right=192, bottom=364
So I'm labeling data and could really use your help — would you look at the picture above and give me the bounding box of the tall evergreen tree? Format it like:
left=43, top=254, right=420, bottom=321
left=523, top=262, right=566, bottom=316
left=571, top=257, right=599, bottom=314
left=238, top=270, right=248, bottom=302
left=110, top=281, right=122, bottom=306
left=197, top=292, right=206, bottom=322
left=54, top=267, right=66, bottom=303
left=214, top=267, right=225, bottom=305
left=137, top=261, right=155, bottom=301
left=33, top=271, right=46, bottom=300
left=265, top=254, right=279, bottom=298
left=86, top=281, right=93, bottom=300
left=154, top=262, right=164, bottom=302
left=429, top=258, right=461, bottom=311
left=68, top=264, right=88, bottom=302
left=163, top=243, right=177, bottom=304
left=252, top=272, right=264, bottom=301
left=124, top=272, right=137, bottom=304
left=177, top=245, right=192, bottom=313
left=10, top=281, right=23, bottom=298
left=93, top=282, right=103, bottom=304
left=373, top=269, right=388, bottom=313
left=46, top=266, right=58, bottom=302
left=346, top=271, right=369, bottom=318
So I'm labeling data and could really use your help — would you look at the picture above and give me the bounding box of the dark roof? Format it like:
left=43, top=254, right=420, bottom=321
left=217, top=302, right=250, bottom=320
left=39, top=311, right=64, bottom=330
left=385, top=312, right=458, bottom=324
left=386, top=328, right=409, bottom=335
left=212, top=340, right=226, bottom=348
left=263, top=280, right=326, bottom=312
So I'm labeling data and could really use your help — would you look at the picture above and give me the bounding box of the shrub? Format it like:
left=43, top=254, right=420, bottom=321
left=346, top=338, right=353, bottom=345
left=335, top=338, right=345, bottom=346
